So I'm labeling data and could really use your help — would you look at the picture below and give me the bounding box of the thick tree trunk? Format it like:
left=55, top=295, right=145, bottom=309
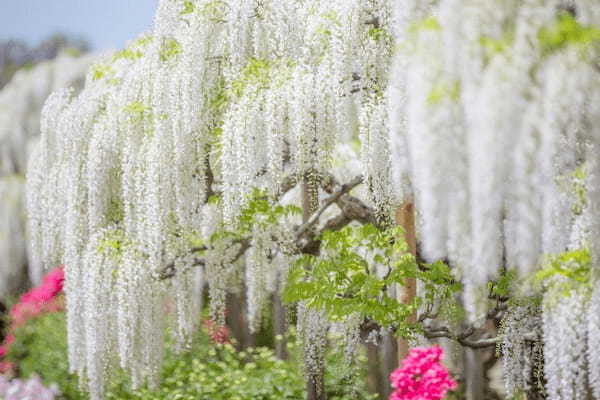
left=272, top=286, right=288, bottom=359
left=464, top=348, right=486, bottom=400
left=380, top=331, right=398, bottom=397
left=366, top=341, right=386, bottom=397
left=302, top=177, right=327, bottom=400
left=226, top=292, right=255, bottom=350
left=395, top=202, right=417, bottom=361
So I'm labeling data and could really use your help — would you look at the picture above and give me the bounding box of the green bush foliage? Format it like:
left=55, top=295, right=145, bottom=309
left=7, top=311, right=378, bottom=400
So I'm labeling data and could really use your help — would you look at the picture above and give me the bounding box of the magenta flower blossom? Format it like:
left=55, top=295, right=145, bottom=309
left=10, top=267, right=64, bottom=327
left=389, top=345, right=457, bottom=400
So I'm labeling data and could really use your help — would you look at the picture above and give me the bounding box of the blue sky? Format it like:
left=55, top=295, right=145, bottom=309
left=0, top=0, right=159, bottom=50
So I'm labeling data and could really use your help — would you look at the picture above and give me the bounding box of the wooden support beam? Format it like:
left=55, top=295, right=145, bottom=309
left=395, top=202, right=417, bottom=362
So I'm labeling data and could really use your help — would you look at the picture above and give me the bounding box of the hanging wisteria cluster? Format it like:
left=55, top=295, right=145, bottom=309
left=499, top=304, right=544, bottom=397
left=389, top=0, right=600, bottom=303
left=0, top=52, right=94, bottom=176
left=0, top=52, right=93, bottom=299
left=26, top=0, right=394, bottom=398
left=388, top=1, right=600, bottom=399
left=390, top=0, right=600, bottom=285
left=26, top=0, right=600, bottom=399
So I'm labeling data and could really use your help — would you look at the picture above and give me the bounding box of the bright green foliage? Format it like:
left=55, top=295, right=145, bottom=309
left=209, top=79, right=229, bottom=113
left=123, top=101, right=151, bottom=123
left=488, top=269, right=518, bottom=299
left=479, top=32, right=515, bottom=59
left=538, top=13, right=600, bottom=55
left=284, top=224, right=458, bottom=338
left=180, top=0, right=195, bottom=15
left=159, top=38, right=182, bottom=62
left=535, top=248, right=591, bottom=289
left=418, top=260, right=462, bottom=323
left=534, top=248, right=592, bottom=308
left=571, top=165, right=587, bottom=215
left=427, top=81, right=461, bottom=105
left=97, top=228, right=128, bottom=255
left=237, top=189, right=302, bottom=234
left=229, top=58, right=295, bottom=98
left=112, top=48, right=144, bottom=62
left=90, top=63, right=115, bottom=81
left=196, top=0, right=227, bottom=21
left=367, top=27, right=392, bottom=42
left=409, top=16, right=441, bottom=33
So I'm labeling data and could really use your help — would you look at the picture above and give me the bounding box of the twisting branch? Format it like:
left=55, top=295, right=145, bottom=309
left=297, top=174, right=381, bottom=254
left=417, top=295, right=511, bottom=348
left=157, top=238, right=251, bottom=280
left=417, top=302, right=440, bottom=323
left=157, top=246, right=206, bottom=280
left=359, top=317, right=502, bottom=350
left=158, top=174, right=376, bottom=278
left=319, top=172, right=379, bottom=226
left=277, top=172, right=301, bottom=199
left=295, top=175, right=364, bottom=238
left=422, top=326, right=500, bottom=349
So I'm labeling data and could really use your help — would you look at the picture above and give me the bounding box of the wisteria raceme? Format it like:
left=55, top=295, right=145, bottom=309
left=543, top=286, right=589, bottom=400
left=220, top=0, right=393, bottom=221
left=246, top=227, right=272, bottom=332
left=388, top=0, right=600, bottom=308
left=297, top=301, right=329, bottom=395
left=25, top=0, right=600, bottom=399
left=332, top=312, right=362, bottom=366
left=0, top=178, right=27, bottom=299
left=0, top=52, right=93, bottom=176
left=0, top=53, right=92, bottom=295
left=385, top=3, right=600, bottom=398
left=588, top=284, right=600, bottom=398
left=26, top=1, right=397, bottom=396
left=500, top=304, right=543, bottom=397
left=359, top=94, right=393, bottom=221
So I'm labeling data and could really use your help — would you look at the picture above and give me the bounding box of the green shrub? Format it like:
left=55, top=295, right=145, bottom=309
left=7, top=311, right=378, bottom=400
left=7, top=312, right=85, bottom=400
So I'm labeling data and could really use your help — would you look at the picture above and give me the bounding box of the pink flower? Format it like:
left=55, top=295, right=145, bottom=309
left=4, top=334, right=14, bottom=346
left=203, top=320, right=231, bottom=345
left=0, top=361, right=14, bottom=374
left=0, top=267, right=65, bottom=369
left=389, top=346, right=457, bottom=400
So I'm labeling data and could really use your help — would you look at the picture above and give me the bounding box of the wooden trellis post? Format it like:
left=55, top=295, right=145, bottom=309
left=395, top=202, right=417, bottom=362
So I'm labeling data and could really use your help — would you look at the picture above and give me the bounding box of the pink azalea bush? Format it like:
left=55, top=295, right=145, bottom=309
left=389, top=345, right=457, bottom=400
left=0, top=267, right=65, bottom=373
left=0, top=374, right=59, bottom=400
left=9, top=267, right=64, bottom=328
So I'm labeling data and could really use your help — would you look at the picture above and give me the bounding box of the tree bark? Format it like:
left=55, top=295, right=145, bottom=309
left=380, top=331, right=398, bottom=397
left=226, top=291, right=255, bottom=350
left=395, top=202, right=417, bottom=361
left=464, top=348, right=486, bottom=400
left=366, top=341, right=385, bottom=397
